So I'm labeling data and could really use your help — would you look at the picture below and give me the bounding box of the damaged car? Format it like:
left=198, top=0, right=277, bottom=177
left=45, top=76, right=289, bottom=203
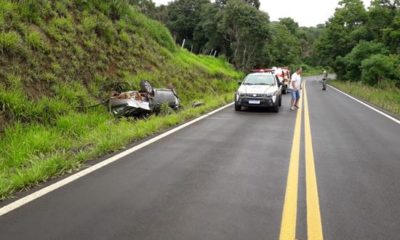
left=109, top=81, right=180, bottom=117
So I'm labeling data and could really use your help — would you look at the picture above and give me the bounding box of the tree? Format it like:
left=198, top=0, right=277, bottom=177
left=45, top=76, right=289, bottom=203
left=215, top=0, right=261, bottom=9
left=278, top=17, right=299, bottom=35
left=129, top=0, right=156, bottom=15
left=337, top=41, right=389, bottom=80
left=314, top=0, right=368, bottom=67
left=367, top=0, right=400, bottom=54
left=166, top=0, right=210, bottom=44
left=267, top=22, right=301, bottom=66
left=218, top=0, right=270, bottom=70
left=361, top=54, right=400, bottom=85
left=193, top=3, right=225, bottom=54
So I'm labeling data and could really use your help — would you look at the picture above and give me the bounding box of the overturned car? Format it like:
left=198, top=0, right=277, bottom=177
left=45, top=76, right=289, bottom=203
left=109, top=81, right=180, bottom=117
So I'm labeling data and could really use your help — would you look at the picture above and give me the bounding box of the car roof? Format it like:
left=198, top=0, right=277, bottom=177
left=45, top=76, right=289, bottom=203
left=246, top=72, right=274, bottom=76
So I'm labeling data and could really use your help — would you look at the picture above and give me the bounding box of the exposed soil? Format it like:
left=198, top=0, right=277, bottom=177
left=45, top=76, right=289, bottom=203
left=24, top=78, right=53, bottom=101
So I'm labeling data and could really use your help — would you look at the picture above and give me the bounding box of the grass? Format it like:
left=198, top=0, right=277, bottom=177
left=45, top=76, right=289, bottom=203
left=0, top=93, right=234, bottom=199
left=330, top=80, right=400, bottom=117
left=0, top=1, right=242, bottom=199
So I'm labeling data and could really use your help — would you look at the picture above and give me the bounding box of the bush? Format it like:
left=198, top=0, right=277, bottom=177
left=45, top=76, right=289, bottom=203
left=339, top=41, right=389, bottom=81
left=361, top=54, right=400, bottom=85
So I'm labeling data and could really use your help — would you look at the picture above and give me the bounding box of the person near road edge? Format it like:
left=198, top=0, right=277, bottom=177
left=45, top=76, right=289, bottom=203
left=290, top=67, right=302, bottom=110
left=322, top=70, right=328, bottom=90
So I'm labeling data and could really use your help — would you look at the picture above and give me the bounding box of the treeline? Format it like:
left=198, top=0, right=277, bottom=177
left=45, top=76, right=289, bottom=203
left=313, top=0, right=400, bottom=85
left=131, top=0, right=321, bottom=71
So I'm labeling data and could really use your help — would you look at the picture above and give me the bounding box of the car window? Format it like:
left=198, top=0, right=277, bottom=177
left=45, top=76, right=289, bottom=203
left=243, top=74, right=275, bottom=85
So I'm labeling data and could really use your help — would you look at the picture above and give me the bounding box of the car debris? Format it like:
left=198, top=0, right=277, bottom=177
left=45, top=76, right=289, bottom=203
left=109, top=81, right=180, bottom=117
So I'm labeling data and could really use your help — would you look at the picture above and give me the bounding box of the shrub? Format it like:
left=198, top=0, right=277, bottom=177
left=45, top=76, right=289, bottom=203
left=341, top=41, right=389, bottom=81
left=361, top=54, right=400, bottom=85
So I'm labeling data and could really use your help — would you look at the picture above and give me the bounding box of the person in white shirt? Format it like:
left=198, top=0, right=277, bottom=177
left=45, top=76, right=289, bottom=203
left=290, top=67, right=302, bottom=110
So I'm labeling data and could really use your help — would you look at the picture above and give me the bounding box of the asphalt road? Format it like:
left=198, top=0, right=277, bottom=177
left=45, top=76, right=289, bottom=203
left=1, top=76, right=400, bottom=240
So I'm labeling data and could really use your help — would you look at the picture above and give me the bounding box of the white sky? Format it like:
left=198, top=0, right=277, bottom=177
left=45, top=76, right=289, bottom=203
left=152, top=0, right=372, bottom=27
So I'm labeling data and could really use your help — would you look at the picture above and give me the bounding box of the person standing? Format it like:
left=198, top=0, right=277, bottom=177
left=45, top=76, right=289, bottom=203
left=322, top=70, right=328, bottom=90
left=290, top=67, right=302, bottom=110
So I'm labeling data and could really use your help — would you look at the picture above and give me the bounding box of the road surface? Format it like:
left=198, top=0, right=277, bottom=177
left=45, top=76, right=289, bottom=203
left=1, top=77, right=399, bottom=240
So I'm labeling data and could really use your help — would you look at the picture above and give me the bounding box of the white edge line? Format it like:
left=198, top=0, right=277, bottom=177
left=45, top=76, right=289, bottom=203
left=0, top=102, right=234, bottom=216
left=329, top=84, right=400, bottom=125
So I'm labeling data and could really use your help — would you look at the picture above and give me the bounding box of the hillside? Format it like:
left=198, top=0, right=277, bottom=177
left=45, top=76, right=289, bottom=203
left=0, top=1, right=241, bottom=199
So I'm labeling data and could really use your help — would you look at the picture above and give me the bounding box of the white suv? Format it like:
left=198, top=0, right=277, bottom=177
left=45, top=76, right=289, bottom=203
left=235, top=72, right=282, bottom=112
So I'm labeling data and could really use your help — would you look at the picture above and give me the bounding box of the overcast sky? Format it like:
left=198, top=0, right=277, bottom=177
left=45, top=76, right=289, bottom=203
left=152, top=0, right=372, bottom=27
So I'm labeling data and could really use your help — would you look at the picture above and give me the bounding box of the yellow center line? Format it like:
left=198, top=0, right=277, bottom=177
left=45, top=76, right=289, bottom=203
left=304, top=83, right=324, bottom=240
left=279, top=90, right=303, bottom=240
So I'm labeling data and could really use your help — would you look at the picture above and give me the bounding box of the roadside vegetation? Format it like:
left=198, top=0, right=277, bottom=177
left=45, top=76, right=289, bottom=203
left=135, top=0, right=321, bottom=71
left=313, top=0, right=400, bottom=104
left=1, top=0, right=399, bottom=200
left=0, top=0, right=241, bottom=199
left=312, top=0, right=400, bottom=117
left=330, top=80, right=400, bottom=117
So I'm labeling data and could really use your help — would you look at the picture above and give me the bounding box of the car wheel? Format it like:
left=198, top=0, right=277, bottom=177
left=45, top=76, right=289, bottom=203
left=278, top=96, right=282, bottom=106
left=140, top=80, right=154, bottom=95
left=273, top=100, right=280, bottom=113
left=235, top=103, right=241, bottom=111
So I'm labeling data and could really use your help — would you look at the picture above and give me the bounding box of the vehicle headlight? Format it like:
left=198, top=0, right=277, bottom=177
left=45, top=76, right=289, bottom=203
left=236, top=92, right=243, bottom=101
left=272, top=95, right=276, bottom=102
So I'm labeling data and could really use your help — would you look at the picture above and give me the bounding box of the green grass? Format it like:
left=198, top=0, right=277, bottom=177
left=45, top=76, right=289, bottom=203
left=0, top=93, right=234, bottom=199
left=330, top=80, right=400, bottom=117
left=0, top=1, right=243, bottom=199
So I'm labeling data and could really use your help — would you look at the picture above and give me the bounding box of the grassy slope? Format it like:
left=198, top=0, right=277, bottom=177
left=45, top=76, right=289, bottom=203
left=0, top=1, right=241, bottom=199
left=330, top=80, right=400, bottom=117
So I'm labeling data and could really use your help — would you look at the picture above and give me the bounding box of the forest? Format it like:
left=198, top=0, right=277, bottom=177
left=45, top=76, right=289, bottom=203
left=133, top=0, right=400, bottom=86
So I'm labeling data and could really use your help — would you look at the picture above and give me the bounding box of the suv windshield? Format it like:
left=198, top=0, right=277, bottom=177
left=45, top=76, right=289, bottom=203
left=243, top=74, right=275, bottom=85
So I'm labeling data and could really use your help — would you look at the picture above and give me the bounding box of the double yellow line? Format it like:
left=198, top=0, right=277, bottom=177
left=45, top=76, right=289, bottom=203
left=279, top=83, right=324, bottom=240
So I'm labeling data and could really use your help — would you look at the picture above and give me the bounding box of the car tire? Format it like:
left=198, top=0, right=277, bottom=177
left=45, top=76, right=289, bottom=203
left=235, top=103, right=241, bottom=111
left=278, top=96, right=282, bottom=106
left=273, top=100, right=280, bottom=113
left=140, top=80, right=154, bottom=95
